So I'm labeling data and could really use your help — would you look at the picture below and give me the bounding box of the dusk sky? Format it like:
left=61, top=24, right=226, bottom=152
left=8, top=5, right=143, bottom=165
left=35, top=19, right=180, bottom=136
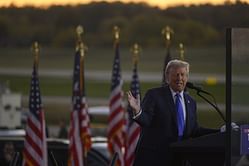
left=0, top=0, right=247, bottom=9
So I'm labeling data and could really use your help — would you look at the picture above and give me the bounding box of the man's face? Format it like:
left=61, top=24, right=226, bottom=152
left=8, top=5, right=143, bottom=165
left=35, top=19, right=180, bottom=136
left=4, top=143, right=14, bottom=161
left=167, top=66, right=188, bottom=92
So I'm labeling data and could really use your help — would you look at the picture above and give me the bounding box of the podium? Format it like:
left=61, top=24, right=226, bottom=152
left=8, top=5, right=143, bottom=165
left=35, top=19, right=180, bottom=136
left=170, top=132, right=227, bottom=166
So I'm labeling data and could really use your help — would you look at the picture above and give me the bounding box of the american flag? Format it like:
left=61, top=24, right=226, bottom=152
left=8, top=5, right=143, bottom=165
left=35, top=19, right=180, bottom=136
left=22, top=64, right=48, bottom=166
left=68, top=49, right=92, bottom=166
left=107, top=41, right=126, bottom=166
left=125, top=63, right=141, bottom=166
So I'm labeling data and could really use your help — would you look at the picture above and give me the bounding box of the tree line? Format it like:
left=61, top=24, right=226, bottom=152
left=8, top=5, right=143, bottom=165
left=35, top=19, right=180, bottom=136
left=0, top=1, right=249, bottom=48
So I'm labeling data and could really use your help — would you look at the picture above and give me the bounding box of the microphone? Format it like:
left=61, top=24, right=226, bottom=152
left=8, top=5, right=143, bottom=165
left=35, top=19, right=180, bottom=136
left=186, top=82, right=226, bottom=122
left=186, top=82, right=210, bottom=95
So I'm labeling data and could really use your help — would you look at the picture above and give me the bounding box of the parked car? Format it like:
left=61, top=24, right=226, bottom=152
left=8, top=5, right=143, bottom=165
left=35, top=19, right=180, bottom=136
left=0, top=129, right=110, bottom=166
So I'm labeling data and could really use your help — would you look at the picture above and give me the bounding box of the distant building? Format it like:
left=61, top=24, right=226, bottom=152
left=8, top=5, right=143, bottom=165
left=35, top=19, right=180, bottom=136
left=0, top=82, right=22, bottom=129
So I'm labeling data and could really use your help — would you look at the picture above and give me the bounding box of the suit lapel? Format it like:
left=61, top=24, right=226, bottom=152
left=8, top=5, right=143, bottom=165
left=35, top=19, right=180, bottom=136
left=183, top=93, right=191, bottom=137
left=164, top=86, right=177, bottom=128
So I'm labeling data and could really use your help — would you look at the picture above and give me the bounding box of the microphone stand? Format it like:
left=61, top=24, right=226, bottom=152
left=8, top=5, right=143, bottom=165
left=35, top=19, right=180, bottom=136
left=196, top=90, right=226, bottom=123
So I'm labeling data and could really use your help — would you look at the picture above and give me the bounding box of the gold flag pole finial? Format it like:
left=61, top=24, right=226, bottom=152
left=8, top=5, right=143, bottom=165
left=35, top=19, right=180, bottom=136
left=113, top=25, right=120, bottom=44
left=161, top=26, right=174, bottom=48
left=75, top=25, right=87, bottom=97
left=76, top=25, right=87, bottom=58
left=76, top=25, right=84, bottom=43
left=130, top=43, right=141, bottom=65
left=31, top=41, right=40, bottom=68
left=179, top=43, right=185, bottom=60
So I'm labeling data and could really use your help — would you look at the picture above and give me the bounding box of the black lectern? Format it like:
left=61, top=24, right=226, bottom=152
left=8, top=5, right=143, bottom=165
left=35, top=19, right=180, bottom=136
left=170, top=132, right=226, bottom=166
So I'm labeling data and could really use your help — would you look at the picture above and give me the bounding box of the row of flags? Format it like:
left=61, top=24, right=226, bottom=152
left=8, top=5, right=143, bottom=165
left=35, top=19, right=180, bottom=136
left=22, top=26, right=175, bottom=166
left=21, top=39, right=143, bottom=166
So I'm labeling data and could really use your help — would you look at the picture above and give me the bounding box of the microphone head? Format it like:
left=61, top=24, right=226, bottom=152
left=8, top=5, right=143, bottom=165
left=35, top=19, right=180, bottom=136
left=186, top=82, right=207, bottom=94
left=186, top=82, right=194, bottom=89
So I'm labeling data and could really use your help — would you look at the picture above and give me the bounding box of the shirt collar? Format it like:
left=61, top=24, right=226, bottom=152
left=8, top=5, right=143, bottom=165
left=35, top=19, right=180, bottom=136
left=169, top=87, right=184, bottom=99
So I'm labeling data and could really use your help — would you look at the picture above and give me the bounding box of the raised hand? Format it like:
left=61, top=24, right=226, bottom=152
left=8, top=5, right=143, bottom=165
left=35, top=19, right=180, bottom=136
left=127, top=91, right=140, bottom=115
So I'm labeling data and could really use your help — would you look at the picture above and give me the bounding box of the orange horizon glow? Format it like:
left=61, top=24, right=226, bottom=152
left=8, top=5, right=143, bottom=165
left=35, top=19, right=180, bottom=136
left=1, top=0, right=248, bottom=9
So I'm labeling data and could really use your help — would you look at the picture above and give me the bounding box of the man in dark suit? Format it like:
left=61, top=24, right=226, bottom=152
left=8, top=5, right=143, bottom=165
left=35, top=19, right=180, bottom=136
left=127, top=59, right=218, bottom=166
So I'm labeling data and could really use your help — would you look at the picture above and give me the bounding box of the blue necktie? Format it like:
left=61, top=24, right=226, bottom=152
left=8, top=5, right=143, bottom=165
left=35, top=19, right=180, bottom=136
left=175, top=93, right=184, bottom=137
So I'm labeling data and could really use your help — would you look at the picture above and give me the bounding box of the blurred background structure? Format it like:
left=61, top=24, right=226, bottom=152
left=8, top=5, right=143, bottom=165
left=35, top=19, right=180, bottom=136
left=0, top=0, right=249, bottom=165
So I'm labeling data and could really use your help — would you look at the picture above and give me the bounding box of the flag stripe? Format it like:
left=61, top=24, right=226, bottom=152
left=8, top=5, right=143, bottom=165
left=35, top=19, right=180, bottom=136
left=26, top=121, right=42, bottom=142
left=25, top=130, right=43, bottom=157
left=108, top=117, right=125, bottom=139
left=28, top=113, right=41, bottom=131
left=23, top=148, right=40, bottom=166
left=127, top=125, right=140, bottom=145
left=110, top=91, right=122, bottom=105
left=24, top=140, right=42, bottom=164
left=109, top=106, right=123, bottom=123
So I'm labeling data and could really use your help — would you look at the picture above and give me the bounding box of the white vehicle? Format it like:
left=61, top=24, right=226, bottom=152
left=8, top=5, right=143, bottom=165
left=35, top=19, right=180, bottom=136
left=0, top=83, right=22, bottom=129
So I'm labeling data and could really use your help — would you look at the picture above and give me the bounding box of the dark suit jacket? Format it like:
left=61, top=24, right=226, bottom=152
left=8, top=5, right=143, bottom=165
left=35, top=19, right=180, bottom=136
left=133, top=86, right=217, bottom=166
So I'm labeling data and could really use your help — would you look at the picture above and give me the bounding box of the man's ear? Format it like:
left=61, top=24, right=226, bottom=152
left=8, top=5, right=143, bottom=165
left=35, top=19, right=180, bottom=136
left=165, top=73, right=169, bottom=83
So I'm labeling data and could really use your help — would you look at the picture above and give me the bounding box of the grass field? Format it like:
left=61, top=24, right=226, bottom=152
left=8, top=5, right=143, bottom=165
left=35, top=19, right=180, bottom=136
left=1, top=46, right=247, bottom=74
left=0, top=46, right=248, bottom=128
left=0, top=46, right=227, bottom=73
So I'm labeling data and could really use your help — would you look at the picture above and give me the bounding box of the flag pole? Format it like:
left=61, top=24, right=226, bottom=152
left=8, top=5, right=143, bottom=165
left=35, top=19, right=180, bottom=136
left=76, top=25, right=88, bottom=165
left=76, top=25, right=87, bottom=95
left=124, top=43, right=142, bottom=166
left=23, top=41, right=48, bottom=165
left=31, top=41, right=40, bottom=69
left=161, top=26, right=174, bottom=52
left=108, top=25, right=125, bottom=166
left=131, top=43, right=141, bottom=66
left=179, top=43, right=185, bottom=60
left=113, top=25, right=120, bottom=46
left=161, top=26, right=174, bottom=85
